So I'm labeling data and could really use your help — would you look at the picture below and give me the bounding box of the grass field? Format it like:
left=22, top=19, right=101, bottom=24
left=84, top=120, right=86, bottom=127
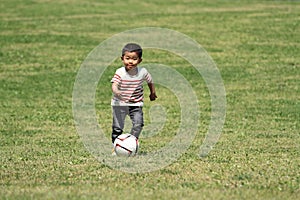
left=1, top=0, right=299, bottom=199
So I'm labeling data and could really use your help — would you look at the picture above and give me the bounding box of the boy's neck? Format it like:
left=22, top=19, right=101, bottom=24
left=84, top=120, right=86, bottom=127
left=126, top=67, right=138, bottom=75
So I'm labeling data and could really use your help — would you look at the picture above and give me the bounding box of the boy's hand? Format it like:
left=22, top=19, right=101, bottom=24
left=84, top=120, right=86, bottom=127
left=149, top=93, right=157, bottom=101
left=114, top=91, right=123, bottom=100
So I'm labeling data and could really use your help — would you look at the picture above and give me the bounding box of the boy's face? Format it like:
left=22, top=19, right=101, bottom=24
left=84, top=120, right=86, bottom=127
left=121, top=51, right=142, bottom=71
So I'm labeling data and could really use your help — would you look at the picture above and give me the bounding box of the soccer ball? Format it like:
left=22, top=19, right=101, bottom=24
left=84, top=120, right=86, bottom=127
left=113, top=133, right=139, bottom=157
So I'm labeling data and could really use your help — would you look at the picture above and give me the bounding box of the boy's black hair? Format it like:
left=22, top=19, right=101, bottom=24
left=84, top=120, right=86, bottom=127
left=122, top=43, right=143, bottom=58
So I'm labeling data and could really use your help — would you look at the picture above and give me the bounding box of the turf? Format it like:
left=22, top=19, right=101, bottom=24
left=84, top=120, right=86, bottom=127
left=0, top=0, right=299, bottom=199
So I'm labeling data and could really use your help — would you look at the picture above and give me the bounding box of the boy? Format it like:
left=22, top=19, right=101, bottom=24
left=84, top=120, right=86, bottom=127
left=111, top=43, right=157, bottom=145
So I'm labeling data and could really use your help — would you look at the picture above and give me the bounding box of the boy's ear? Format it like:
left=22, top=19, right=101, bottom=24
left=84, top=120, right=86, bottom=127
left=138, top=58, right=143, bottom=63
left=120, top=56, right=124, bottom=60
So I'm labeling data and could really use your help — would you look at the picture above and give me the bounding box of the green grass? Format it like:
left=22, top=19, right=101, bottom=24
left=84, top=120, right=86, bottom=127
left=1, top=0, right=299, bottom=199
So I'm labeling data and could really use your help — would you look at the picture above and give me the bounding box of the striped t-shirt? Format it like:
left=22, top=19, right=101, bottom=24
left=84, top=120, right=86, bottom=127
left=111, top=66, right=153, bottom=106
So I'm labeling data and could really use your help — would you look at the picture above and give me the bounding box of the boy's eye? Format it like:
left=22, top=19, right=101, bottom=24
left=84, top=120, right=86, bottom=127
left=125, top=57, right=138, bottom=60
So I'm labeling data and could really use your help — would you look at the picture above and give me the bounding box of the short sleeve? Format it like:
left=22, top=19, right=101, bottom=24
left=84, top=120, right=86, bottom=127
left=142, top=68, right=153, bottom=83
left=111, top=68, right=123, bottom=83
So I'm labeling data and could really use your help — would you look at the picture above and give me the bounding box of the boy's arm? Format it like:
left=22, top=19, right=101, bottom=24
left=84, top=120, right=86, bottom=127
left=148, top=82, right=157, bottom=101
left=112, top=82, right=122, bottom=99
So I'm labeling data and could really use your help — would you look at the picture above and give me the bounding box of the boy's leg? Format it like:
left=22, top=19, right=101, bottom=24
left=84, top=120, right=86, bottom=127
left=112, top=106, right=128, bottom=143
left=128, top=106, right=144, bottom=139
